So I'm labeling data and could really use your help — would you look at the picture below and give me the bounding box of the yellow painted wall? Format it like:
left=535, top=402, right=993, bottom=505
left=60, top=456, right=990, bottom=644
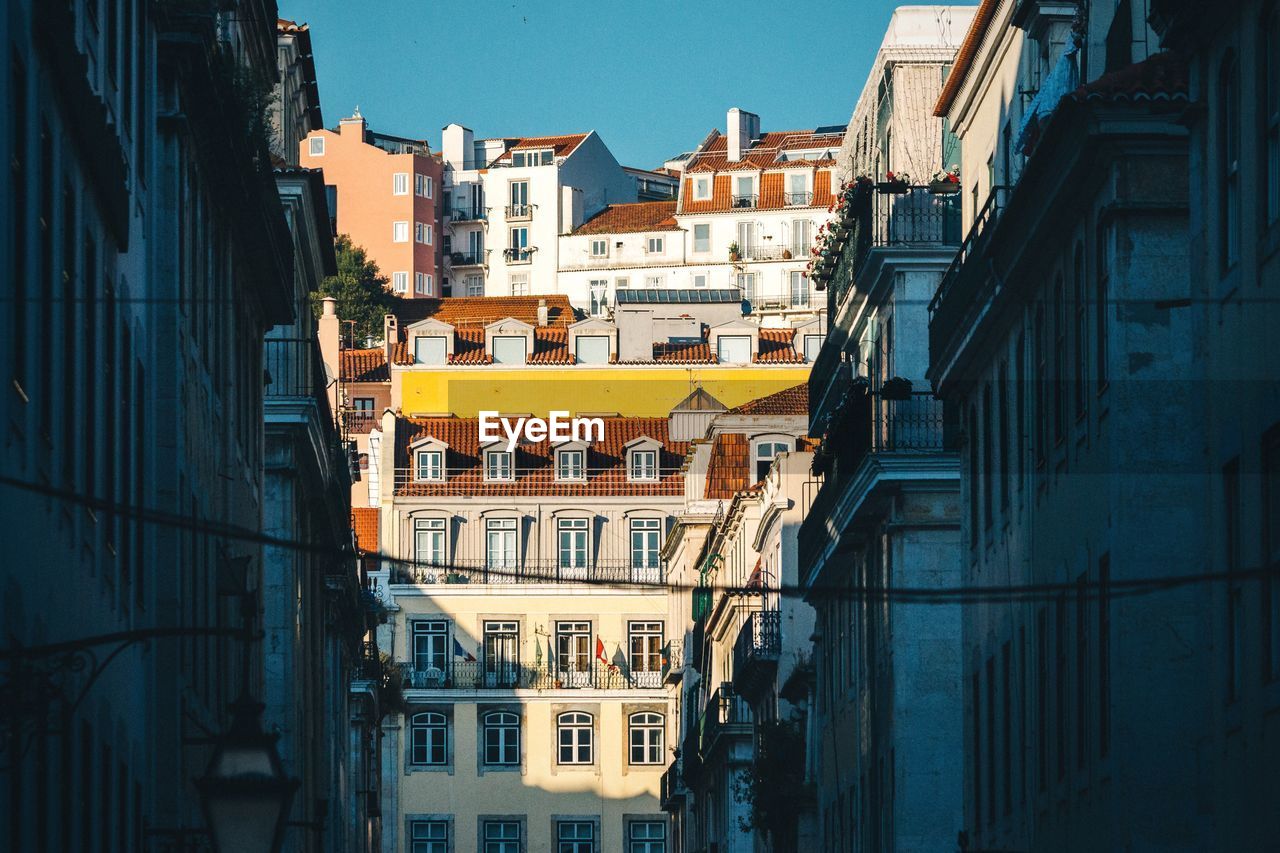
left=396, top=366, right=811, bottom=417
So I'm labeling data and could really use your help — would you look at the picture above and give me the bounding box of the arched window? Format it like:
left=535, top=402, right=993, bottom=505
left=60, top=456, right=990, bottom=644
left=483, top=711, right=520, bottom=766
left=410, top=711, right=447, bottom=766
left=1220, top=50, right=1241, bottom=270
left=556, top=711, right=593, bottom=765
left=628, top=712, right=664, bottom=765
left=755, top=440, right=791, bottom=481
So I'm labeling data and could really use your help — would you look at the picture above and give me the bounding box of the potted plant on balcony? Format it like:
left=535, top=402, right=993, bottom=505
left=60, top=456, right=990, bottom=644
left=451, top=251, right=465, bottom=263
left=728, top=241, right=741, bottom=262
left=928, top=166, right=961, bottom=194
left=781, top=248, right=793, bottom=259
left=878, top=171, right=911, bottom=194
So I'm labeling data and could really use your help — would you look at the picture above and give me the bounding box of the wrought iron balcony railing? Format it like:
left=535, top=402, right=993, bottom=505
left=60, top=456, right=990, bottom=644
left=503, top=246, right=534, bottom=262
left=449, top=206, right=486, bottom=222
left=661, top=639, right=685, bottom=684
left=447, top=251, right=484, bottom=266
left=702, top=682, right=752, bottom=753
left=393, top=466, right=683, bottom=496
left=928, top=186, right=1011, bottom=362
left=784, top=191, right=814, bottom=206
left=341, top=410, right=379, bottom=434
left=504, top=203, right=534, bottom=220
left=389, top=558, right=665, bottom=586
left=401, top=660, right=664, bottom=691
left=731, top=194, right=758, bottom=209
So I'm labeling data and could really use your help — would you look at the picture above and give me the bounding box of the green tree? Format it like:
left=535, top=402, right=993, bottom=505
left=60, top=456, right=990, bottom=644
left=313, top=235, right=402, bottom=341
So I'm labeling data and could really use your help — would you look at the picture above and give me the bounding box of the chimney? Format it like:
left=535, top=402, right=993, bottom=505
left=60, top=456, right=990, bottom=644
left=383, top=314, right=398, bottom=365
left=537, top=299, right=549, bottom=327
left=317, top=298, right=341, bottom=413
left=442, top=123, right=474, bottom=171
left=560, top=186, right=584, bottom=233
left=726, top=107, right=760, bottom=163
left=339, top=108, right=367, bottom=140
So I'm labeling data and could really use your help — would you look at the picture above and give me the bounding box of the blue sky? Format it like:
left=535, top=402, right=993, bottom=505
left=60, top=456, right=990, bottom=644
left=279, top=0, right=977, bottom=168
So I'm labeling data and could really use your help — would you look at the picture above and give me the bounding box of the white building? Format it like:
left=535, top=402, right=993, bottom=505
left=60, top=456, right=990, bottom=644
left=439, top=124, right=636, bottom=298
left=556, top=108, right=846, bottom=325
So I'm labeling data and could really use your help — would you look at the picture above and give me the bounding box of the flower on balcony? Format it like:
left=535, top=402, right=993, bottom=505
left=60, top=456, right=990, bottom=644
left=885, top=170, right=910, bottom=184
left=931, top=166, right=960, bottom=184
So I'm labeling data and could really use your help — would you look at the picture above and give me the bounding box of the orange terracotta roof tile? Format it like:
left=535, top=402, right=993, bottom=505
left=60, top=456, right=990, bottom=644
left=394, top=416, right=688, bottom=497
left=754, top=328, right=806, bottom=364
left=934, top=0, right=999, bottom=117
left=729, top=383, right=809, bottom=415
left=684, top=129, right=842, bottom=174
left=680, top=167, right=836, bottom=214
left=491, top=133, right=589, bottom=163
left=341, top=348, right=389, bottom=382
left=573, top=201, right=680, bottom=235
left=443, top=326, right=574, bottom=365
left=351, top=507, right=379, bottom=554
left=395, top=295, right=574, bottom=328
left=1070, top=51, right=1189, bottom=104
left=704, top=432, right=750, bottom=500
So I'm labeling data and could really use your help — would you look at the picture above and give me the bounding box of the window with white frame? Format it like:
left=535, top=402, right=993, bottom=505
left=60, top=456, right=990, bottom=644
left=693, top=176, right=711, bottom=200
left=510, top=273, right=529, bottom=296
left=629, top=620, right=663, bottom=674
left=392, top=271, right=409, bottom=293
left=628, top=712, right=664, bottom=764
left=557, top=518, right=589, bottom=569
left=646, top=236, right=664, bottom=254
left=693, top=273, right=708, bottom=288
left=415, top=272, right=433, bottom=295
left=414, top=336, right=446, bottom=364
left=485, top=450, right=514, bottom=481
left=409, top=711, right=448, bottom=765
left=589, top=281, right=608, bottom=317
left=615, top=276, right=629, bottom=289
left=628, top=821, right=666, bottom=853
left=415, top=449, right=443, bottom=481
left=791, top=218, right=812, bottom=254
left=693, top=223, right=710, bottom=253
left=717, top=334, right=752, bottom=364
left=410, top=820, right=448, bottom=853
left=393, top=172, right=409, bottom=195
left=755, top=440, right=790, bottom=481
left=308, top=136, right=324, bottom=156
left=483, top=821, right=521, bottom=853
left=393, top=221, right=410, bottom=242
left=557, top=621, right=591, bottom=678
left=630, top=520, right=661, bottom=570
left=492, top=336, right=528, bottom=365
left=786, top=171, right=809, bottom=204
left=556, top=712, right=593, bottom=764
left=803, top=334, right=825, bottom=363
left=508, top=226, right=530, bottom=262
left=414, top=518, right=446, bottom=566
left=415, top=173, right=433, bottom=198
left=590, top=239, right=608, bottom=257
left=789, top=270, right=810, bottom=306
left=485, top=520, right=518, bottom=570
left=575, top=335, right=610, bottom=364
left=483, top=711, right=520, bottom=766
left=508, top=180, right=530, bottom=216
left=644, top=274, right=664, bottom=288
left=412, top=620, right=448, bottom=671
left=415, top=222, right=433, bottom=244
left=465, top=275, right=484, bottom=297
left=735, top=272, right=758, bottom=301
left=734, top=175, right=755, bottom=206
left=556, top=449, right=585, bottom=481
left=629, top=449, right=658, bottom=481
left=557, top=821, right=595, bottom=853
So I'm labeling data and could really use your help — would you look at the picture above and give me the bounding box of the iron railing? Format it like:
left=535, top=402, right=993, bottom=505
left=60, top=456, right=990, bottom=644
left=733, top=611, right=781, bottom=670
left=447, top=251, right=484, bottom=266
left=401, top=660, right=664, bottom=690
left=660, top=760, right=687, bottom=810
left=394, top=466, right=683, bottom=496
left=731, top=194, right=758, bottom=209
left=341, top=410, right=379, bottom=434
left=503, top=246, right=534, bottom=262
left=449, top=206, right=486, bottom=222
left=702, top=682, right=752, bottom=753
left=784, top=191, right=814, bottom=206
left=390, top=558, right=665, bottom=586
left=661, top=639, right=685, bottom=684
left=928, top=186, right=1011, bottom=359
left=504, top=203, right=533, bottom=219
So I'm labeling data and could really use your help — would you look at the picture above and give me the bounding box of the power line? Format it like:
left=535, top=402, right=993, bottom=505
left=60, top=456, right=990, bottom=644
left=2, top=472, right=1271, bottom=604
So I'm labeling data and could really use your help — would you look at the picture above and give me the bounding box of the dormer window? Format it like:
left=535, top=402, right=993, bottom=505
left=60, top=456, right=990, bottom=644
left=716, top=335, right=752, bottom=364
left=629, top=449, right=658, bottom=481
left=556, top=449, right=585, bottom=481
left=755, top=440, right=791, bottom=481
left=416, top=449, right=444, bottom=482
left=486, top=450, right=514, bottom=481
left=492, top=336, right=528, bottom=365
left=414, top=336, right=447, bottom=365
left=693, top=176, right=711, bottom=200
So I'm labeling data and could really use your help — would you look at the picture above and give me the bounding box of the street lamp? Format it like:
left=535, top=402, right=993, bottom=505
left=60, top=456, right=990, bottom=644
left=196, top=691, right=299, bottom=853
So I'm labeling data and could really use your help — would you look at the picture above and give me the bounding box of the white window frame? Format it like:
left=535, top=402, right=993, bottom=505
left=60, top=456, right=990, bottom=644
left=415, top=222, right=433, bottom=245
left=556, top=711, right=594, bottom=765
left=629, top=449, right=658, bottom=481
left=393, top=221, right=410, bottom=243
left=590, top=239, right=608, bottom=258
left=410, top=819, right=448, bottom=853
left=415, top=272, right=434, bottom=295
left=393, top=172, right=410, bottom=195
left=392, top=271, right=409, bottom=293
left=465, top=275, right=484, bottom=297
left=693, top=223, right=710, bottom=253
left=415, top=449, right=444, bottom=482
left=717, top=334, right=752, bottom=364
left=414, top=517, right=446, bottom=565
left=693, top=176, right=711, bottom=200
left=483, top=820, right=521, bottom=853
left=510, top=273, right=529, bottom=296
left=308, top=136, right=324, bottom=156
left=646, top=236, right=664, bottom=254
left=693, top=273, right=708, bottom=288
left=414, top=335, right=446, bottom=365
left=803, top=333, right=824, bottom=362
left=485, top=450, right=514, bottom=481
left=415, top=173, right=434, bottom=198
left=556, top=449, right=585, bottom=481
left=628, top=821, right=666, bottom=853
left=628, top=712, right=664, bottom=765
left=409, top=712, right=448, bottom=766
left=615, top=276, right=629, bottom=289
left=483, top=711, right=521, bottom=766
left=630, top=520, right=662, bottom=570
left=557, top=517, right=590, bottom=570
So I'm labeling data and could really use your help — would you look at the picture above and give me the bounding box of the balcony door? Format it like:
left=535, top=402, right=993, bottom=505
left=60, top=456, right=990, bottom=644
left=629, top=620, right=663, bottom=688
left=736, top=221, right=757, bottom=256
left=412, top=621, right=449, bottom=687
left=486, top=518, right=518, bottom=581
left=483, top=621, right=519, bottom=688
left=556, top=621, right=592, bottom=687
left=558, top=518, right=589, bottom=581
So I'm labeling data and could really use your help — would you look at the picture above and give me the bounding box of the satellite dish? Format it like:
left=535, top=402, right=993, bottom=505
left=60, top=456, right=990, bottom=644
left=740, top=299, right=752, bottom=316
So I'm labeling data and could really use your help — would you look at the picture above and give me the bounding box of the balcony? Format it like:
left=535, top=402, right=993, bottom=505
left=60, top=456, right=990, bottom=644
left=747, top=286, right=818, bottom=312
left=389, top=558, right=665, bottom=586
left=731, top=194, right=758, bottom=209
left=701, top=682, right=752, bottom=756
left=660, top=760, right=688, bottom=811
left=784, top=191, right=814, bottom=206
left=799, top=390, right=958, bottom=573
left=447, top=251, right=484, bottom=267
left=732, top=611, right=781, bottom=701
left=401, top=660, right=664, bottom=691
left=504, top=203, right=534, bottom=220
left=661, top=639, right=685, bottom=685
left=341, top=409, right=379, bottom=434
left=394, top=466, right=682, bottom=497
left=503, top=246, right=534, bottom=263
left=449, top=206, right=486, bottom=222
left=928, top=186, right=1010, bottom=366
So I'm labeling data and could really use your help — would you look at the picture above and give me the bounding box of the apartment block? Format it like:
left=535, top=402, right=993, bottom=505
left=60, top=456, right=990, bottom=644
left=301, top=112, right=444, bottom=297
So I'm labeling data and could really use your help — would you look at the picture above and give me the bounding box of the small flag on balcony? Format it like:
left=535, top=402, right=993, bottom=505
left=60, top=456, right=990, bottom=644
left=453, top=639, right=476, bottom=662
left=611, top=646, right=632, bottom=684
left=660, top=642, right=670, bottom=669
left=595, top=636, right=607, bottom=664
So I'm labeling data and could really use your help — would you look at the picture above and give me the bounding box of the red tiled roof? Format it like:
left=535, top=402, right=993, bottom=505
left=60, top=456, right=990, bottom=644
left=729, top=383, right=809, bottom=415
left=351, top=507, right=379, bottom=554
left=491, top=133, right=589, bottom=163
left=573, top=201, right=680, bottom=235
left=704, top=432, right=751, bottom=500
left=622, top=327, right=805, bottom=366
left=685, top=130, right=843, bottom=174
left=394, top=416, right=688, bottom=497
left=394, top=295, right=574, bottom=328
left=755, top=328, right=806, bottom=364
left=341, top=348, right=389, bottom=382
left=442, top=326, right=574, bottom=365
left=934, top=0, right=1000, bottom=117
left=680, top=168, right=836, bottom=214
left=1070, top=51, right=1190, bottom=103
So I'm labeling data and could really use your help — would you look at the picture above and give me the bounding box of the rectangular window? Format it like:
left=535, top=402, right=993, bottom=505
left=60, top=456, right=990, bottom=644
left=466, top=275, right=484, bottom=297
left=557, top=820, right=594, bottom=853
left=508, top=226, right=530, bottom=262
left=308, top=136, right=324, bottom=156
left=692, top=273, right=707, bottom=288
left=483, top=711, right=520, bottom=766
left=693, top=223, right=710, bottom=253
left=393, top=172, right=409, bottom=195
left=803, top=334, right=824, bottom=362
left=630, top=450, right=657, bottom=481
left=556, top=622, right=592, bottom=684
left=647, top=236, right=664, bottom=254
left=789, top=270, right=810, bottom=307
left=628, top=820, right=666, bottom=853
left=644, top=274, right=664, bottom=288
left=734, top=273, right=757, bottom=302
left=574, top=335, right=610, bottom=364
left=791, top=218, right=812, bottom=254
left=629, top=619, right=663, bottom=674
left=410, top=820, right=447, bottom=853
left=392, top=271, right=409, bottom=293
left=510, top=273, right=528, bottom=296
left=483, top=820, right=521, bottom=853
left=492, top=336, right=528, bottom=365
left=693, top=176, right=711, bottom=200
left=393, top=221, right=409, bottom=242
left=630, top=520, right=661, bottom=571
left=483, top=621, right=519, bottom=685
left=786, top=172, right=808, bottom=205
left=589, top=281, right=608, bottom=317
left=590, top=238, right=608, bottom=257
left=508, top=180, right=530, bottom=217
left=615, top=276, right=629, bottom=289
left=414, top=518, right=446, bottom=567
left=414, top=336, right=446, bottom=365
left=412, top=620, right=448, bottom=671
left=415, top=222, right=433, bottom=245
left=415, top=450, right=443, bottom=482
left=415, top=173, right=433, bottom=198
left=557, top=518, right=589, bottom=570
left=410, top=712, right=448, bottom=766
left=485, top=451, right=514, bottom=481
left=414, top=272, right=433, bottom=295
left=556, top=450, right=584, bottom=481
left=733, top=175, right=755, bottom=207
